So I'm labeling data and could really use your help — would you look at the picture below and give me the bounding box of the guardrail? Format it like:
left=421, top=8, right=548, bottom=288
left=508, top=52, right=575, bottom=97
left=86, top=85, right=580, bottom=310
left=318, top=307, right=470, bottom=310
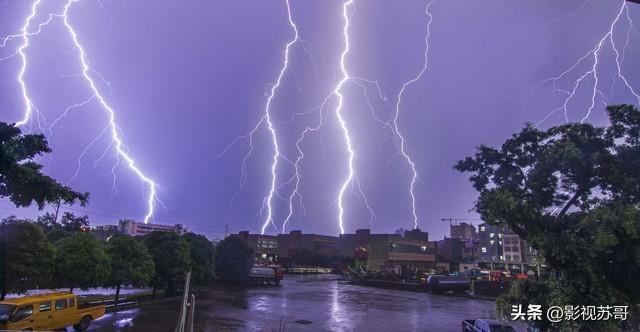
left=175, top=271, right=196, bottom=332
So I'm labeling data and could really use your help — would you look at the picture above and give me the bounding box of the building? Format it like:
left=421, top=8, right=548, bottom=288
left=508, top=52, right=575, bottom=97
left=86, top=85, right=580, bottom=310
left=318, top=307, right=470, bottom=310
left=94, top=225, right=119, bottom=232
left=117, top=219, right=188, bottom=237
left=502, top=233, right=525, bottom=263
left=237, top=231, right=278, bottom=264
left=277, top=230, right=341, bottom=264
left=237, top=228, right=436, bottom=272
left=436, top=237, right=464, bottom=263
left=450, top=222, right=478, bottom=241
left=359, top=228, right=436, bottom=272
left=89, top=224, right=120, bottom=241
left=462, top=239, right=477, bottom=262
left=477, top=223, right=504, bottom=262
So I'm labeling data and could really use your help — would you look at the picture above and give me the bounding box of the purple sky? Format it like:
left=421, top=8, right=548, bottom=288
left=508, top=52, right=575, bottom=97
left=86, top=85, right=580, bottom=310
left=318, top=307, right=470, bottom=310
left=1, top=0, right=639, bottom=240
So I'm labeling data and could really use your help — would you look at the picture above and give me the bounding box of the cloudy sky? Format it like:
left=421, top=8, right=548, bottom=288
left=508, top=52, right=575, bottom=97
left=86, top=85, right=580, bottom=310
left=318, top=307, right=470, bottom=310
left=1, top=0, right=639, bottom=240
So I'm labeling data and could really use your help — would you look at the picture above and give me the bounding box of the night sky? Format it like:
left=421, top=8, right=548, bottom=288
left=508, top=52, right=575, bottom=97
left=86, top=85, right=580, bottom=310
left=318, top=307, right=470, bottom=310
left=1, top=0, right=639, bottom=240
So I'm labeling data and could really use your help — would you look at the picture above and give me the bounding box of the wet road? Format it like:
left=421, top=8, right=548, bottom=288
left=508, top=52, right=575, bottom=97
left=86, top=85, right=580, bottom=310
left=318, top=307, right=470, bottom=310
left=90, top=275, right=503, bottom=332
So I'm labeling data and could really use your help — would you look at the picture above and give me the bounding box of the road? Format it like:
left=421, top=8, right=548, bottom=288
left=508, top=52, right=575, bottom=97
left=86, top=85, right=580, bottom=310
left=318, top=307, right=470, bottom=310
left=89, top=274, right=506, bottom=332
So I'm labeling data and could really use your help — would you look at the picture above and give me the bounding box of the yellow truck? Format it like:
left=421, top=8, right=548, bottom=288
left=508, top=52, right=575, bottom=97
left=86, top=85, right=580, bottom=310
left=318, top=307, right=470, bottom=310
left=0, top=292, right=105, bottom=331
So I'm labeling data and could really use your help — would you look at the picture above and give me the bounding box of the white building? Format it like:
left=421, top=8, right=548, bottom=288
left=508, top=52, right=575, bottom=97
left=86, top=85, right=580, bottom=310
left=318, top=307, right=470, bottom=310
left=118, top=219, right=188, bottom=236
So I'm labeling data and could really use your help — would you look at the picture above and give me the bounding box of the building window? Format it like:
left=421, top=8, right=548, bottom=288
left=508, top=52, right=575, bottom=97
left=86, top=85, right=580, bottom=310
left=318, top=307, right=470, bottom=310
left=498, top=233, right=502, bottom=239
left=505, top=255, right=511, bottom=261
left=490, top=240, right=495, bottom=245
left=490, top=233, right=495, bottom=238
left=481, top=247, right=487, bottom=253
left=480, top=226, right=485, bottom=232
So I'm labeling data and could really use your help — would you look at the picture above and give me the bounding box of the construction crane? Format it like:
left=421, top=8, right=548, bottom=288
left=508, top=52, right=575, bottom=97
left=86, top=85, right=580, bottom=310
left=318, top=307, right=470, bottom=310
left=441, top=218, right=481, bottom=226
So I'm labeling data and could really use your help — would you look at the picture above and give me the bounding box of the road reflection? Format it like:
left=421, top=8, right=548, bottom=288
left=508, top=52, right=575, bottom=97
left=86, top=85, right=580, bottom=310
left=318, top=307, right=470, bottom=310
left=90, top=274, right=501, bottom=332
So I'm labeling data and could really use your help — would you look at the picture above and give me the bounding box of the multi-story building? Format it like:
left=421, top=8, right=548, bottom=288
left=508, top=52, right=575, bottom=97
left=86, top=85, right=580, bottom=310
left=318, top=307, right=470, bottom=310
left=277, top=230, right=340, bottom=263
left=363, top=228, right=436, bottom=272
left=237, top=231, right=278, bottom=263
left=477, top=223, right=504, bottom=262
left=436, top=237, right=464, bottom=263
left=502, top=233, right=525, bottom=263
left=117, top=219, right=188, bottom=237
left=450, top=222, right=478, bottom=241
left=237, top=228, right=436, bottom=272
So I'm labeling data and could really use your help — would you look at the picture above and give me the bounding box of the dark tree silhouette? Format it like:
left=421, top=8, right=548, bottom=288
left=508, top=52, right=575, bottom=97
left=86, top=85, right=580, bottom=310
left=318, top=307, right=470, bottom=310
left=0, top=217, right=55, bottom=300
left=456, top=105, right=640, bottom=331
left=215, top=236, right=253, bottom=286
left=0, top=122, right=88, bottom=209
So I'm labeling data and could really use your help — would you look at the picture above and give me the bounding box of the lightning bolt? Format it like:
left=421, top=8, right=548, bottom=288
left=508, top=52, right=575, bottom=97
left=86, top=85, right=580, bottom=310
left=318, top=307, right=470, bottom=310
left=538, top=0, right=640, bottom=125
left=61, top=0, right=157, bottom=223
left=8, top=0, right=51, bottom=129
left=3, top=0, right=158, bottom=223
left=258, top=0, right=301, bottom=235
left=335, top=0, right=355, bottom=235
left=209, top=0, right=299, bottom=235
left=392, top=0, right=435, bottom=229
left=281, top=94, right=332, bottom=233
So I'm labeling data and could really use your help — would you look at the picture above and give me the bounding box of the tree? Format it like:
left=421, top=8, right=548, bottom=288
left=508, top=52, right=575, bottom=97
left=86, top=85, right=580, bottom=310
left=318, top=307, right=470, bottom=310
left=59, top=212, right=89, bottom=232
left=0, top=217, right=55, bottom=300
left=215, top=236, right=253, bottom=286
left=45, top=229, right=72, bottom=244
left=0, top=122, right=88, bottom=209
left=183, top=233, right=216, bottom=286
left=36, top=212, right=58, bottom=231
left=142, top=232, right=191, bottom=296
left=455, top=105, right=640, bottom=331
left=106, top=235, right=155, bottom=306
left=53, top=233, right=111, bottom=292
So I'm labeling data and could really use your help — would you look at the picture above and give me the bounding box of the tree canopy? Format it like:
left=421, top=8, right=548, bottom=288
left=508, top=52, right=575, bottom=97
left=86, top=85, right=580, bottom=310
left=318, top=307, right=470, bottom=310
left=0, top=122, right=88, bottom=209
left=107, top=235, right=155, bottom=305
left=142, top=231, right=191, bottom=295
left=0, top=217, right=55, bottom=300
left=215, top=236, right=253, bottom=286
left=53, top=233, right=111, bottom=291
left=455, top=105, right=640, bottom=331
left=183, top=232, right=216, bottom=286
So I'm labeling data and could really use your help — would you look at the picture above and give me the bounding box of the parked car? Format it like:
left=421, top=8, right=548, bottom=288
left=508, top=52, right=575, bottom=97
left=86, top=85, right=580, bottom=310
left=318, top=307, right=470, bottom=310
left=462, top=319, right=516, bottom=332
left=0, top=292, right=105, bottom=331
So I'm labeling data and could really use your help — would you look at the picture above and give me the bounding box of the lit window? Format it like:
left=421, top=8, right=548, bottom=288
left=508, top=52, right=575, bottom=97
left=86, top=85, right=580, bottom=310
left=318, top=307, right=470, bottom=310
left=481, top=247, right=487, bottom=253
left=490, top=233, right=495, bottom=238
left=421, top=246, right=427, bottom=251
left=499, top=241, right=502, bottom=245
left=499, top=255, right=504, bottom=260
left=498, top=234, right=502, bottom=239
left=480, top=226, right=485, bottom=232
left=490, top=240, right=495, bottom=245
